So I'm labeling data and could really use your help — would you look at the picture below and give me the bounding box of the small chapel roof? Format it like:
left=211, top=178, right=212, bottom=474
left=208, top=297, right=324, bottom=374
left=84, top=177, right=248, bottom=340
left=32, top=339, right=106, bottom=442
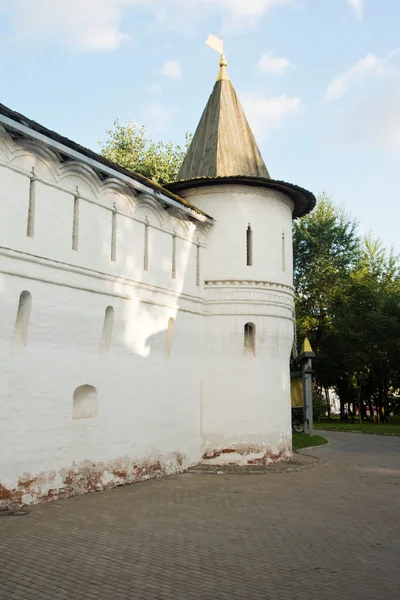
left=168, top=51, right=316, bottom=219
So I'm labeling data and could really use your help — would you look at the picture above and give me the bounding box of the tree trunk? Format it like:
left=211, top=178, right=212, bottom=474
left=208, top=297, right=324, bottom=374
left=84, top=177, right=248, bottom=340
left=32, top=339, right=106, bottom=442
left=368, top=397, right=375, bottom=422
left=357, top=375, right=363, bottom=423
left=325, top=386, right=331, bottom=420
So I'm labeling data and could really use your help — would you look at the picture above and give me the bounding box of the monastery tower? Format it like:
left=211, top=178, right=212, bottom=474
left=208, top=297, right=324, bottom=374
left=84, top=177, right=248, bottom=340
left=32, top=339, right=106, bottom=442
left=168, top=52, right=315, bottom=464
left=0, top=46, right=315, bottom=509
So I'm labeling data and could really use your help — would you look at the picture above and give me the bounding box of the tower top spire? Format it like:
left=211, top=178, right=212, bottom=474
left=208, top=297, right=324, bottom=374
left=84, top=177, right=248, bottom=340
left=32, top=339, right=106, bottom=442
left=175, top=35, right=269, bottom=181
left=166, top=37, right=316, bottom=220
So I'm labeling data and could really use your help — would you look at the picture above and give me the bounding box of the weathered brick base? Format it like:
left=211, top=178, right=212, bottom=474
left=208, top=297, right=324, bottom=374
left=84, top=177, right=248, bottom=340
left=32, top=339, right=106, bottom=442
left=0, top=451, right=186, bottom=510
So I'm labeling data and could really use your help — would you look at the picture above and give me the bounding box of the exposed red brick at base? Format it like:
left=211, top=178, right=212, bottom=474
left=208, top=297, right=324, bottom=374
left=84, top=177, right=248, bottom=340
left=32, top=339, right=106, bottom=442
left=0, top=451, right=186, bottom=511
left=201, top=439, right=292, bottom=466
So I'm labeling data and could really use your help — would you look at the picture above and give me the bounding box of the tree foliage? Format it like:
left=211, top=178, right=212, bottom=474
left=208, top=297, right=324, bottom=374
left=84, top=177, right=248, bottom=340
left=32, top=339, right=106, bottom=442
left=293, top=193, right=359, bottom=334
left=293, top=194, right=400, bottom=422
left=99, top=119, right=192, bottom=185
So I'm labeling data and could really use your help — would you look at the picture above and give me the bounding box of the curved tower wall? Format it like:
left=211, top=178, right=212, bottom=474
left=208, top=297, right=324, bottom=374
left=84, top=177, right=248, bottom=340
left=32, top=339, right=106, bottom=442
left=182, top=184, right=295, bottom=464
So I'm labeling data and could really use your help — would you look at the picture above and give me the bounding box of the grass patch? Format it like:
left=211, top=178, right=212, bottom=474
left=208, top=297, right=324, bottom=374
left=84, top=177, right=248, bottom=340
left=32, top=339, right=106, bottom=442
left=314, top=420, right=400, bottom=436
left=292, top=433, right=328, bottom=451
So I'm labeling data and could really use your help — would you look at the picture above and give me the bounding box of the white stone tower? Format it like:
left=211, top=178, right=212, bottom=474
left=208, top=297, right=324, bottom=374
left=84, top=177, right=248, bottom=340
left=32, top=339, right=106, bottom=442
left=168, top=52, right=315, bottom=465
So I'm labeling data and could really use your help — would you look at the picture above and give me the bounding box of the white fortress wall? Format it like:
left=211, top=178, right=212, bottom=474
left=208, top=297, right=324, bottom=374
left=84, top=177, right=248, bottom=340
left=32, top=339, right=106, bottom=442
left=0, top=126, right=206, bottom=508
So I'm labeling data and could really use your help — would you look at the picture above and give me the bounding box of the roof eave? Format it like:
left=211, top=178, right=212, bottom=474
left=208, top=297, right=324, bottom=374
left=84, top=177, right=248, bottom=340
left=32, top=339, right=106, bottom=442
left=0, top=107, right=214, bottom=225
left=166, top=176, right=316, bottom=219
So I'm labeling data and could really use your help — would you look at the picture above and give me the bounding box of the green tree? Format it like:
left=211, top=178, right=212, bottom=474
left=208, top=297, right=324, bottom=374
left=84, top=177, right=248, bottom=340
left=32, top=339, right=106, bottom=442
left=329, top=237, right=400, bottom=421
left=293, top=195, right=400, bottom=423
left=293, top=193, right=360, bottom=338
left=99, top=119, right=192, bottom=185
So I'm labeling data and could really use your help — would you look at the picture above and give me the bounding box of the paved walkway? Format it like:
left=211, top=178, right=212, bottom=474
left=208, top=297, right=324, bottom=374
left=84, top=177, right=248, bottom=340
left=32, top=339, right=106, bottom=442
left=1, top=432, right=399, bottom=600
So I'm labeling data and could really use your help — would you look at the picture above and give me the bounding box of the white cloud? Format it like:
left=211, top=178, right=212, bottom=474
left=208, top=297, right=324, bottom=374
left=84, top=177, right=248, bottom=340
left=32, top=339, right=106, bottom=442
left=331, top=73, right=400, bottom=153
left=0, top=0, right=133, bottom=51
left=141, top=102, right=179, bottom=134
left=0, top=0, right=295, bottom=51
left=160, top=60, right=182, bottom=79
left=240, top=91, right=301, bottom=139
left=258, top=52, right=294, bottom=75
left=347, top=0, right=363, bottom=21
left=326, top=50, right=400, bottom=101
left=217, top=0, right=294, bottom=29
left=359, top=83, right=400, bottom=151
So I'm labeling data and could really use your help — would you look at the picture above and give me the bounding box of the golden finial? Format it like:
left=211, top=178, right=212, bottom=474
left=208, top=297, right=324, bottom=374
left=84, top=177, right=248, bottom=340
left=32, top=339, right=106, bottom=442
left=205, top=34, right=229, bottom=81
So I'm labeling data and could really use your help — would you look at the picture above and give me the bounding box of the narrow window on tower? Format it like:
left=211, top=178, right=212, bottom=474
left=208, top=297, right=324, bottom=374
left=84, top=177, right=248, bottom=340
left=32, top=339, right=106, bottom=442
left=246, top=224, right=253, bottom=266
left=110, top=205, right=117, bottom=262
left=72, top=186, right=80, bottom=251
left=282, top=230, right=286, bottom=272
left=244, top=322, right=256, bottom=356
left=27, top=167, right=36, bottom=238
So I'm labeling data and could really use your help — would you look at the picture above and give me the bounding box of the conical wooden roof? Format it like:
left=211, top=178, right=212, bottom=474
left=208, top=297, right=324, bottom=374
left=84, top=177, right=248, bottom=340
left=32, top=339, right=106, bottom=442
left=168, top=54, right=316, bottom=219
left=177, top=56, right=270, bottom=181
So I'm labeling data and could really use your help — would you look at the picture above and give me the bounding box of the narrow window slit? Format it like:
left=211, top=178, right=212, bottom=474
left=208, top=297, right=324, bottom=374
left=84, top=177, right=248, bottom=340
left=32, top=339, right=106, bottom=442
left=246, top=224, right=253, bottom=266
left=172, top=232, right=177, bottom=279
left=111, top=205, right=117, bottom=262
left=144, top=219, right=149, bottom=271
left=72, top=186, right=80, bottom=251
left=244, top=322, right=256, bottom=356
left=27, top=167, right=36, bottom=238
left=282, top=230, right=286, bottom=272
left=196, top=240, right=200, bottom=287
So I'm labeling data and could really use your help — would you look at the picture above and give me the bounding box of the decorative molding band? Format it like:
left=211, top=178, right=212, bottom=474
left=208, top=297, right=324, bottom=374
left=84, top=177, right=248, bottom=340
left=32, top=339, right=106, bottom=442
left=0, top=246, right=204, bottom=307
left=205, top=280, right=294, bottom=292
left=204, top=311, right=294, bottom=322
left=204, top=280, right=294, bottom=313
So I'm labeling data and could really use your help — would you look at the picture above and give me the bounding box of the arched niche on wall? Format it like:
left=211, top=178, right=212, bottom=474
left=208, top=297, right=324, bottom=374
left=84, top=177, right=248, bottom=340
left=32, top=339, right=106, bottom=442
left=72, top=385, right=98, bottom=420
left=13, top=290, right=32, bottom=352
left=99, top=306, right=114, bottom=355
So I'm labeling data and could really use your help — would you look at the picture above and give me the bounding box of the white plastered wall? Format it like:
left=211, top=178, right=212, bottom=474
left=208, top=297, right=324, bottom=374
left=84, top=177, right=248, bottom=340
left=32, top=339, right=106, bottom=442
left=0, top=126, right=205, bottom=507
left=181, top=184, right=295, bottom=464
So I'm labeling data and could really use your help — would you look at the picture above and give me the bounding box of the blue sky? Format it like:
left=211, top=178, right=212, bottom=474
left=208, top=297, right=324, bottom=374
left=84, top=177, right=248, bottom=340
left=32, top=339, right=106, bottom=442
left=1, top=0, right=399, bottom=250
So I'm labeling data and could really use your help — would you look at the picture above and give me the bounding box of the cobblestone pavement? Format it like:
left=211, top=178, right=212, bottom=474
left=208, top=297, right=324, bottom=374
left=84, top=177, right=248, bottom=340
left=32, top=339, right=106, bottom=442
left=1, top=432, right=399, bottom=600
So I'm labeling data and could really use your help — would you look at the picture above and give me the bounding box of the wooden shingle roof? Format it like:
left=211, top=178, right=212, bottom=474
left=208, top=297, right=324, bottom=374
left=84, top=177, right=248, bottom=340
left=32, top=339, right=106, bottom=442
left=178, top=58, right=269, bottom=181
left=169, top=56, right=316, bottom=219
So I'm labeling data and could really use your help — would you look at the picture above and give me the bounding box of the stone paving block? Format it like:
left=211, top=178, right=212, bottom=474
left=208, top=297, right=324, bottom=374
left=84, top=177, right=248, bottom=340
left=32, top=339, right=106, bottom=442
left=0, top=432, right=399, bottom=599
